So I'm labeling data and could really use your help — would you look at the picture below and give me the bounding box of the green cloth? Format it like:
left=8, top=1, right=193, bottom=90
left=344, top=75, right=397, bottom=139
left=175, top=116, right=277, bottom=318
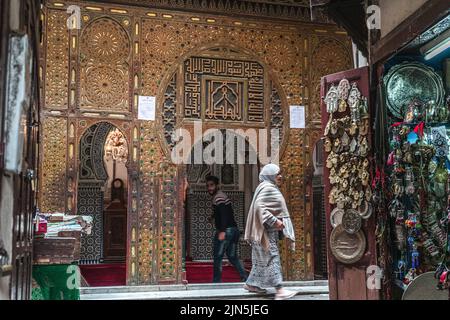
left=32, top=264, right=80, bottom=300
left=31, top=287, right=45, bottom=300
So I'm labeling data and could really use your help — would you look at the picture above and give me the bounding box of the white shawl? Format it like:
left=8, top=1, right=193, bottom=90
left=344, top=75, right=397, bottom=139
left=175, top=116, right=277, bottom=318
left=244, top=164, right=295, bottom=251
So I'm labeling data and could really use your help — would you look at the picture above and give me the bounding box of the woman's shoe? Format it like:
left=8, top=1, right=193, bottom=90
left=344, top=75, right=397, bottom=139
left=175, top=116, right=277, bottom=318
left=243, top=284, right=267, bottom=293
left=274, top=289, right=297, bottom=300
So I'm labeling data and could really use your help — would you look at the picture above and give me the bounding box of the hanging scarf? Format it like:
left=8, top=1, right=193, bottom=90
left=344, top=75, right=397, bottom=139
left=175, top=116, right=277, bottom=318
left=244, top=164, right=295, bottom=251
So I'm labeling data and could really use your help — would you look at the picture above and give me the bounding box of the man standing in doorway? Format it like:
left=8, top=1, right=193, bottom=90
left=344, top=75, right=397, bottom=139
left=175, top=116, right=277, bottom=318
left=206, top=175, right=248, bottom=283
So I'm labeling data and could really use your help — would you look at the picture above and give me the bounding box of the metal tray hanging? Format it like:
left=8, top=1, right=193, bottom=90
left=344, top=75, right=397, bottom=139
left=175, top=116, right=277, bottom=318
left=383, top=61, right=445, bottom=120
left=330, top=225, right=366, bottom=264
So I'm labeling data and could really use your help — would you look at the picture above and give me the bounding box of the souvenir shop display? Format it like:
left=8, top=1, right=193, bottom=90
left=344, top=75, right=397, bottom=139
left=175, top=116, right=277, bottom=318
left=324, top=79, right=372, bottom=264
left=384, top=61, right=450, bottom=289
left=384, top=62, right=445, bottom=121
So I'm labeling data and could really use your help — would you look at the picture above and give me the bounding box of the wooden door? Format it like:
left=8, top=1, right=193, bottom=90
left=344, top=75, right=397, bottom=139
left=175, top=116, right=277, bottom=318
left=8, top=0, right=40, bottom=300
left=103, top=179, right=127, bottom=262
left=103, top=210, right=127, bottom=261
left=321, top=66, right=379, bottom=300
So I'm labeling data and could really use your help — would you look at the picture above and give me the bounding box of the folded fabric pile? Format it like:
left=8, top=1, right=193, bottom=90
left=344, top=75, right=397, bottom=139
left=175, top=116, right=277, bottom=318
left=36, top=212, right=93, bottom=237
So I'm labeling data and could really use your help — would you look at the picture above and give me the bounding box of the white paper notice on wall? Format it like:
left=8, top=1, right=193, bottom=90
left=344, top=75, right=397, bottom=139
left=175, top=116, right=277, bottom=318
left=289, top=105, right=305, bottom=128
left=138, top=96, right=156, bottom=121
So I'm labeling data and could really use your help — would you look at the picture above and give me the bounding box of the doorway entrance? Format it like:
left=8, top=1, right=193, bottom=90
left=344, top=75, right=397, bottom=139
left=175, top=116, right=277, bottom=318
left=184, top=131, right=259, bottom=283
left=77, top=122, right=128, bottom=286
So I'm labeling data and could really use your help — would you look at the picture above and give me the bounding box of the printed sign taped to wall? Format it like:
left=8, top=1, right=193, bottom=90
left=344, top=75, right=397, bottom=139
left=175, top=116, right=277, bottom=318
left=289, top=105, right=305, bottom=128
left=138, top=96, right=156, bottom=121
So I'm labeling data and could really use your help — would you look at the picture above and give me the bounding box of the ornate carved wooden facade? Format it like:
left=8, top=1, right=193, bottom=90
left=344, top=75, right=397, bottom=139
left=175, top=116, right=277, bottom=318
left=39, top=0, right=352, bottom=285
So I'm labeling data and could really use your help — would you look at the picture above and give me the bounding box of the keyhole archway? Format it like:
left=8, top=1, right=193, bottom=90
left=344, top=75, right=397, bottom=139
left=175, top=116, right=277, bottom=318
left=77, top=121, right=129, bottom=265
left=184, top=130, right=260, bottom=271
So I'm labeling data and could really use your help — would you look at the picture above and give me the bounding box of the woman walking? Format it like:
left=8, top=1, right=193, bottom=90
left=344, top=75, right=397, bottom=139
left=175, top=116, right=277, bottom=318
left=244, top=163, right=297, bottom=300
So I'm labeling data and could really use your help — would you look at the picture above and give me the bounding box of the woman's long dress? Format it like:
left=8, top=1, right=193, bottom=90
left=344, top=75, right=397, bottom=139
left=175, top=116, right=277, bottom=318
left=245, top=223, right=283, bottom=289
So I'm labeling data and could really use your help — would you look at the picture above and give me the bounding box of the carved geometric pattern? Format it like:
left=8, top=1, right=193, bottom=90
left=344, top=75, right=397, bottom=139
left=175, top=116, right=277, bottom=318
left=139, top=122, right=164, bottom=284
left=280, top=129, right=305, bottom=279
left=91, top=123, right=115, bottom=180
left=84, top=65, right=129, bottom=110
left=80, top=18, right=130, bottom=111
left=159, top=165, right=178, bottom=280
left=41, top=3, right=351, bottom=284
left=310, top=37, right=352, bottom=122
left=40, top=117, right=67, bottom=212
left=187, top=164, right=213, bottom=188
left=270, top=81, right=284, bottom=145
left=44, top=10, right=69, bottom=109
left=144, top=28, right=179, bottom=61
left=97, top=0, right=332, bottom=23
left=206, top=79, right=244, bottom=121
left=162, top=73, right=177, bottom=150
left=77, top=122, right=116, bottom=263
left=264, top=37, right=300, bottom=71
left=79, top=125, right=97, bottom=180
left=408, top=15, right=450, bottom=48
left=79, top=122, right=113, bottom=180
left=183, top=56, right=264, bottom=122
left=80, top=18, right=130, bottom=63
left=187, top=191, right=247, bottom=260
left=78, top=181, right=104, bottom=263
left=141, top=19, right=305, bottom=110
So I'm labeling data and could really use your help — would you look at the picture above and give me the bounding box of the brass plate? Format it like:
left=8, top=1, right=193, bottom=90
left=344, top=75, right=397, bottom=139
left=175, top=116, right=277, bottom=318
left=342, top=209, right=362, bottom=234
left=330, top=207, right=345, bottom=228
left=330, top=225, right=366, bottom=264
left=384, top=62, right=445, bottom=120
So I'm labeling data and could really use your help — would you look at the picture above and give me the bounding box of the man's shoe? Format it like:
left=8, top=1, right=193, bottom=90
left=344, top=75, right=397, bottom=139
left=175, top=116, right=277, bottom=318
left=243, top=284, right=267, bottom=293
left=274, top=289, right=297, bottom=300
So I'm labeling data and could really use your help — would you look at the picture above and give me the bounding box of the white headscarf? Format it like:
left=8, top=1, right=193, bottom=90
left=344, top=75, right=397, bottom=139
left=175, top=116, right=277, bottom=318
left=244, top=163, right=295, bottom=251
left=259, top=163, right=280, bottom=184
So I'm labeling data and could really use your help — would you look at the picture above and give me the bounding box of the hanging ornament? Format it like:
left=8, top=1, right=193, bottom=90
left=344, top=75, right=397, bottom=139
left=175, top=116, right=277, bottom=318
left=325, top=85, right=339, bottom=114
left=337, top=79, right=351, bottom=100
left=337, top=79, right=350, bottom=112
left=360, top=97, right=369, bottom=119
left=347, top=82, right=362, bottom=109
left=405, top=167, right=415, bottom=195
left=341, top=131, right=350, bottom=147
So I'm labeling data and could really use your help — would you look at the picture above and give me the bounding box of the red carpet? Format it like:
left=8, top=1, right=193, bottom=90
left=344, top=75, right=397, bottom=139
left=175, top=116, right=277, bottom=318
left=79, top=263, right=126, bottom=287
left=185, top=261, right=251, bottom=283
left=79, top=262, right=251, bottom=286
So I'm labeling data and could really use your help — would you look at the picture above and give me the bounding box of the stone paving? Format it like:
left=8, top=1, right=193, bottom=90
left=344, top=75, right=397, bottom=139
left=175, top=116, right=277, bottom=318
left=80, top=281, right=329, bottom=300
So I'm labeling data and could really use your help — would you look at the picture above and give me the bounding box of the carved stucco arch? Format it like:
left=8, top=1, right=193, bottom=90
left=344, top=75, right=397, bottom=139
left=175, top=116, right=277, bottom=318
left=77, top=120, right=131, bottom=168
left=155, top=41, right=291, bottom=162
